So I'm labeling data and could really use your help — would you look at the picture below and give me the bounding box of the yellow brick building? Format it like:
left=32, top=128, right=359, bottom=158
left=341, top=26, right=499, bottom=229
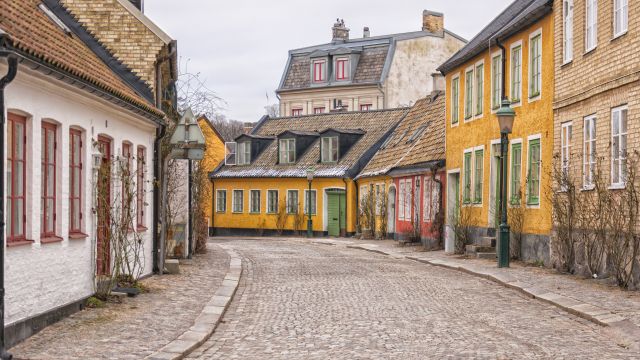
left=438, top=0, right=555, bottom=263
left=210, top=109, right=409, bottom=236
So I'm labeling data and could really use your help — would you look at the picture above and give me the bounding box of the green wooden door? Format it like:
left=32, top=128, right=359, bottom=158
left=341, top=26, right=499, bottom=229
left=339, top=193, right=346, bottom=236
left=328, top=193, right=340, bottom=237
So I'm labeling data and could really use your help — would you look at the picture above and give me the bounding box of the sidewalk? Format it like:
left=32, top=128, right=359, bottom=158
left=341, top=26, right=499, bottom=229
left=301, top=237, right=640, bottom=347
left=11, top=244, right=231, bottom=360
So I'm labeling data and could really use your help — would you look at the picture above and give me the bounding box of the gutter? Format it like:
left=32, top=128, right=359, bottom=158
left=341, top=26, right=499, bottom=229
left=0, top=50, right=18, bottom=359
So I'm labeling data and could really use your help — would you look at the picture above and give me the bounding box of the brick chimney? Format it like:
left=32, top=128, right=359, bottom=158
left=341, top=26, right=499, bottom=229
left=129, top=0, right=144, bottom=12
left=422, top=10, right=444, bottom=35
left=332, top=19, right=350, bottom=43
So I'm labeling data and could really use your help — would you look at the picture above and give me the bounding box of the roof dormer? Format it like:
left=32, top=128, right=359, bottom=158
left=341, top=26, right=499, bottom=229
left=226, top=134, right=274, bottom=166
left=277, top=130, right=319, bottom=164
left=319, top=128, right=365, bottom=163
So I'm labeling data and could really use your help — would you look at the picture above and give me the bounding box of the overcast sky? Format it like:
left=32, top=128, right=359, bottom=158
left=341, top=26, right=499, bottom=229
left=145, top=0, right=513, bottom=122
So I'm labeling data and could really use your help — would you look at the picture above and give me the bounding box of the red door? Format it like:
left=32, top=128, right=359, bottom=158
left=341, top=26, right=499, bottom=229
left=97, top=136, right=111, bottom=276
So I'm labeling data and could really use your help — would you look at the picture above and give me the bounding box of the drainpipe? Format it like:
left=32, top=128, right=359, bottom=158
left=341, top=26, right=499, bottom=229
left=354, top=179, right=360, bottom=232
left=376, top=83, right=386, bottom=109
left=342, top=178, right=349, bottom=237
left=0, top=54, right=18, bottom=359
left=210, top=179, right=215, bottom=237
left=187, top=159, right=192, bottom=259
left=496, top=37, right=507, bottom=101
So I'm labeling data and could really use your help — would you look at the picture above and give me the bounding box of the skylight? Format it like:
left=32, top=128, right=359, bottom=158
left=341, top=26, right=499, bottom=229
left=39, top=3, right=72, bottom=36
left=407, top=125, right=428, bottom=143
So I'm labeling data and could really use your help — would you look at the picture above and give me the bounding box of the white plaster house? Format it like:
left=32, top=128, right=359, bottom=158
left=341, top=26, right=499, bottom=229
left=277, top=11, right=466, bottom=116
left=0, top=0, right=176, bottom=346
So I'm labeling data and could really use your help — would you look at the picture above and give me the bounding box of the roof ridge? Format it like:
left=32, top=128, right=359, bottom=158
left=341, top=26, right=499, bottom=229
left=273, top=107, right=410, bottom=121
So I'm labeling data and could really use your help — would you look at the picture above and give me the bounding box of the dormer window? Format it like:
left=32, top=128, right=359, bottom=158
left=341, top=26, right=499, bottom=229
left=313, top=60, right=326, bottom=83
left=237, top=142, right=251, bottom=165
left=321, top=136, right=339, bottom=163
left=336, top=58, right=349, bottom=80
left=279, top=138, right=296, bottom=164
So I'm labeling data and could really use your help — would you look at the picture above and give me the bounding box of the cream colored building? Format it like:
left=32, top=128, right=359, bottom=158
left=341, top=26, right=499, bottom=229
left=277, top=11, right=466, bottom=116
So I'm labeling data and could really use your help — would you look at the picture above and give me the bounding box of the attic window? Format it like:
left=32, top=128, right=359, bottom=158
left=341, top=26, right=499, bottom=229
left=39, top=4, right=72, bottom=36
left=321, top=136, right=339, bottom=163
left=336, top=58, right=349, bottom=80
left=224, top=142, right=237, bottom=165
left=407, top=125, right=427, bottom=143
left=279, top=138, right=296, bottom=164
left=394, top=130, right=409, bottom=146
left=237, top=142, right=251, bottom=165
left=313, top=60, right=326, bottom=83
left=380, top=134, right=394, bottom=150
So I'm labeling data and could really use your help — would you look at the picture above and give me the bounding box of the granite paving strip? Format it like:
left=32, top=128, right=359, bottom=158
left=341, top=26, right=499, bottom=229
left=11, top=243, right=230, bottom=360
left=147, top=246, right=242, bottom=360
left=310, top=238, right=640, bottom=349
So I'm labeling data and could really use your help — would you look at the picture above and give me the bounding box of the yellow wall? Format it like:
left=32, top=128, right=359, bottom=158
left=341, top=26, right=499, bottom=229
left=198, top=118, right=226, bottom=227
left=444, top=13, right=554, bottom=235
left=212, top=177, right=358, bottom=234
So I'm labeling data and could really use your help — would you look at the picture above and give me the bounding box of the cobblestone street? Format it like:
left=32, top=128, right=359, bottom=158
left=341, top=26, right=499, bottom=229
left=190, top=239, right=640, bottom=359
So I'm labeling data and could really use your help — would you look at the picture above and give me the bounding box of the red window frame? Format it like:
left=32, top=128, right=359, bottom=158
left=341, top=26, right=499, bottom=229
left=360, top=104, right=372, bottom=111
left=69, top=129, right=83, bottom=234
left=136, top=146, right=146, bottom=230
left=313, top=107, right=325, bottom=114
left=291, top=108, right=303, bottom=116
left=7, top=114, right=27, bottom=243
left=41, top=122, right=57, bottom=238
left=313, top=60, right=325, bottom=82
left=336, top=58, right=349, bottom=80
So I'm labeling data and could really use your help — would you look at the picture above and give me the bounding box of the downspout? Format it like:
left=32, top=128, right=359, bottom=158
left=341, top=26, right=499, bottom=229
left=152, top=47, right=175, bottom=273
left=343, top=178, right=349, bottom=237
left=0, top=54, right=18, bottom=359
left=430, top=162, right=445, bottom=249
left=376, top=83, right=386, bottom=109
left=187, top=159, right=192, bottom=259
left=210, top=179, right=215, bottom=237
left=354, top=179, right=360, bottom=233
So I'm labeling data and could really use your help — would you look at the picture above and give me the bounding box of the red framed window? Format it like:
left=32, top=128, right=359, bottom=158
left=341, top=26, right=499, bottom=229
left=313, top=60, right=326, bottom=82
left=136, top=146, right=146, bottom=229
left=336, top=58, right=349, bottom=80
left=360, top=104, right=372, bottom=111
left=69, top=129, right=83, bottom=234
left=291, top=108, right=303, bottom=116
left=41, top=122, right=57, bottom=238
left=7, top=114, right=27, bottom=243
left=314, top=107, right=325, bottom=114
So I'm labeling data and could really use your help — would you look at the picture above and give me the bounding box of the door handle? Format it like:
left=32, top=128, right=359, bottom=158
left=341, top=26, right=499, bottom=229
left=333, top=218, right=338, bottom=221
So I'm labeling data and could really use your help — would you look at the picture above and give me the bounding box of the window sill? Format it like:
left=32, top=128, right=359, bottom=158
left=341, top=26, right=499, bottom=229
left=561, top=60, right=573, bottom=68
left=584, top=47, right=597, bottom=56
left=41, top=236, right=63, bottom=244
left=216, top=211, right=226, bottom=214
left=609, top=184, right=626, bottom=190
left=136, top=226, right=148, bottom=233
left=69, top=232, right=89, bottom=240
left=612, top=31, right=627, bottom=42
left=7, top=239, right=34, bottom=248
left=581, top=185, right=595, bottom=192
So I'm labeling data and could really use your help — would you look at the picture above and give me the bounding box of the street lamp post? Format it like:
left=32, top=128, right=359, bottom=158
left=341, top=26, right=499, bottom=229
left=306, top=168, right=314, bottom=238
left=496, top=99, right=516, bottom=268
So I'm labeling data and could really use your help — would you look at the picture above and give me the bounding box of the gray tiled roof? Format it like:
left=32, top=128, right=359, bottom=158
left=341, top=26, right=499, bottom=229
left=437, top=0, right=553, bottom=75
left=211, top=108, right=410, bottom=179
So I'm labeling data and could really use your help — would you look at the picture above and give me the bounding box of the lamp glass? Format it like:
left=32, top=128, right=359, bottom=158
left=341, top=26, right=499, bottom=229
left=496, top=100, right=516, bottom=134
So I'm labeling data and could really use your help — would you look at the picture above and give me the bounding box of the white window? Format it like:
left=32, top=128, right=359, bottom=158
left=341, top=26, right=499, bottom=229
left=232, top=190, right=244, bottom=213
left=287, top=190, right=299, bottom=214
left=583, top=115, right=597, bottom=188
left=321, top=136, right=338, bottom=163
left=561, top=122, right=573, bottom=180
left=279, top=138, right=296, bottom=164
left=529, top=32, right=542, bottom=98
left=374, top=184, right=385, bottom=216
left=464, top=68, right=474, bottom=119
left=511, top=44, right=522, bottom=102
left=491, top=54, right=502, bottom=110
left=224, top=142, right=237, bottom=165
left=563, top=0, right=574, bottom=63
left=216, top=190, right=227, bottom=213
left=585, top=0, right=597, bottom=51
left=451, top=75, right=460, bottom=125
left=237, top=142, right=251, bottom=165
left=267, top=190, right=279, bottom=213
left=614, top=0, right=628, bottom=38
left=404, top=179, right=412, bottom=221
left=423, top=178, right=432, bottom=221
left=475, top=62, right=484, bottom=116
left=304, top=189, right=317, bottom=215
left=473, top=148, right=484, bottom=204
left=397, top=181, right=405, bottom=220
left=611, top=106, right=628, bottom=186
left=250, top=190, right=261, bottom=213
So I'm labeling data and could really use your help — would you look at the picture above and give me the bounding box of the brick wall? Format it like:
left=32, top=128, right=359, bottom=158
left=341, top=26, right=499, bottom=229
left=61, top=0, right=166, bottom=90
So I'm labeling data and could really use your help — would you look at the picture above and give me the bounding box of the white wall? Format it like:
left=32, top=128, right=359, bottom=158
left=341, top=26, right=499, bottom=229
left=1, top=64, right=157, bottom=325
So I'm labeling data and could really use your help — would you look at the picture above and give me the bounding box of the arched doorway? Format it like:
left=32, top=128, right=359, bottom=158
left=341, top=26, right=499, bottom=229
left=388, top=185, right=396, bottom=236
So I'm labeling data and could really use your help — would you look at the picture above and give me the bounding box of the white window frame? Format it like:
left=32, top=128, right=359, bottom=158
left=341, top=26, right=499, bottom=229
left=279, top=138, right=296, bottom=164
left=585, top=0, right=598, bottom=52
left=304, top=189, right=317, bottom=215
left=526, top=134, right=542, bottom=208
left=510, top=41, right=523, bottom=106
left=451, top=73, right=460, bottom=126
left=462, top=148, right=474, bottom=205
left=216, top=189, right=227, bottom=213
left=267, top=189, right=279, bottom=214
left=474, top=60, right=484, bottom=118
left=611, top=105, right=628, bottom=188
left=613, top=0, right=628, bottom=39
left=397, top=181, right=405, bottom=220
left=224, top=142, right=237, bottom=165
left=237, top=141, right=251, bottom=165
left=528, top=29, right=543, bottom=102
left=249, top=189, right=261, bottom=214
left=583, top=114, right=597, bottom=189
left=509, top=139, right=523, bottom=205
left=286, top=189, right=299, bottom=214
left=232, top=189, right=244, bottom=213
left=472, top=145, right=485, bottom=205
left=423, top=177, right=432, bottom=222
left=464, top=66, right=474, bottom=121
left=561, top=122, right=573, bottom=182
left=404, top=178, right=413, bottom=221
left=563, top=0, right=574, bottom=64
left=491, top=51, right=502, bottom=111
left=321, top=136, right=339, bottom=163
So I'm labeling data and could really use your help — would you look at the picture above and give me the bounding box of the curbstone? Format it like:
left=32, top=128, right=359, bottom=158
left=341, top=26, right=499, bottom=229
left=145, top=246, right=242, bottom=360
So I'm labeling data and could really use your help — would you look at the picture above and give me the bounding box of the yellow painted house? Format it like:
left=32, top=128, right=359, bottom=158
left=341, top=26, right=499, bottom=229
left=209, top=109, right=409, bottom=236
left=438, top=0, right=554, bottom=263
left=196, top=115, right=227, bottom=234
